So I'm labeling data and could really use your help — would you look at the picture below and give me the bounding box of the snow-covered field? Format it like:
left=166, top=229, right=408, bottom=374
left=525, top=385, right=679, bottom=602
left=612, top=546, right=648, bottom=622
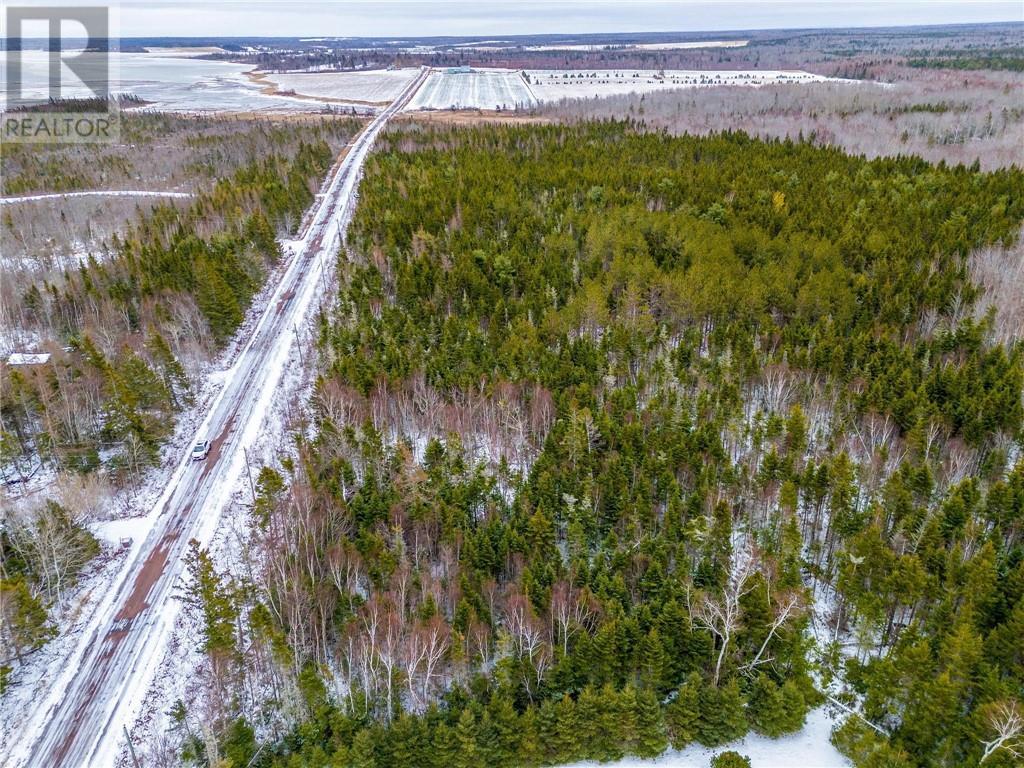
left=125, top=65, right=857, bottom=114
left=267, top=67, right=421, bottom=103
left=407, top=69, right=537, bottom=110
left=527, top=69, right=848, bottom=101
left=562, top=706, right=850, bottom=768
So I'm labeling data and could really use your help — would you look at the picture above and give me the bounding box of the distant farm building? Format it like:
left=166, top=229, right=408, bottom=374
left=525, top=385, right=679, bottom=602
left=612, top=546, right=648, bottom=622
left=446, top=65, right=473, bottom=74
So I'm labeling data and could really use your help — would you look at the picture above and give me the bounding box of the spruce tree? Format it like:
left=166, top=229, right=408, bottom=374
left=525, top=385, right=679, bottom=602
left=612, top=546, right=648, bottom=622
left=0, top=577, right=55, bottom=662
left=575, top=685, right=603, bottom=759
left=429, top=722, right=457, bottom=768
left=749, top=674, right=806, bottom=737
left=553, top=693, right=585, bottom=763
left=537, top=696, right=563, bottom=764
left=711, top=751, right=751, bottom=768
left=180, top=539, right=238, bottom=657
left=666, top=672, right=702, bottom=749
left=605, top=684, right=635, bottom=761
left=348, top=728, right=377, bottom=768
left=453, top=708, right=479, bottom=768
left=516, top=705, right=542, bottom=767
left=488, top=693, right=520, bottom=766
left=637, top=628, right=668, bottom=693
left=146, top=330, right=192, bottom=407
left=698, top=678, right=747, bottom=746
left=633, top=686, right=669, bottom=758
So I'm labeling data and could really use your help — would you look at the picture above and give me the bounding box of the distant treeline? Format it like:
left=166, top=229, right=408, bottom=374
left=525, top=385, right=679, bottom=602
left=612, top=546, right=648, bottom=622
left=2, top=94, right=146, bottom=114
left=908, top=48, right=1024, bottom=71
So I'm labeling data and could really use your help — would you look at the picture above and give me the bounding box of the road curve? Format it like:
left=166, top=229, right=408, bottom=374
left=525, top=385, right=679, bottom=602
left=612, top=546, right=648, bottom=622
left=11, top=67, right=429, bottom=768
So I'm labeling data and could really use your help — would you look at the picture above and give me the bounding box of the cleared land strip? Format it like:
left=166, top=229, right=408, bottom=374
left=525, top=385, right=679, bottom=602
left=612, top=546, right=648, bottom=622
left=0, top=190, right=194, bottom=204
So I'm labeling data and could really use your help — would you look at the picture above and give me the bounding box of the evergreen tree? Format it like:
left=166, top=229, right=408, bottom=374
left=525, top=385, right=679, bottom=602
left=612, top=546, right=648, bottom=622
left=348, top=728, right=377, bottom=768
left=543, top=694, right=582, bottom=764
left=637, top=628, right=668, bottom=693
left=666, top=672, right=702, bottom=749
left=0, top=577, right=55, bottom=662
left=633, top=685, right=669, bottom=758
left=698, top=678, right=747, bottom=746
left=711, top=751, right=751, bottom=768
left=429, top=722, right=457, bottom=768
left=748, top=674, right=807, bottom=737
left=453, top=708, right=479, bottom=768
left=516, top=705, right=542, bottom=767
left=146, top=330, right=192, bottom=407
left=487, top=693, right=520, bottom=766
left=180, top=539, right=238, bottom=657
left=575, top=685, right=603, bottom=759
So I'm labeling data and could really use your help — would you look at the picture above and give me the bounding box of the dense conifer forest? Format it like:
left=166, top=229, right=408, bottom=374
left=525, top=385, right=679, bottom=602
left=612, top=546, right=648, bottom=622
left=171, top=121, right=1024, bottom=767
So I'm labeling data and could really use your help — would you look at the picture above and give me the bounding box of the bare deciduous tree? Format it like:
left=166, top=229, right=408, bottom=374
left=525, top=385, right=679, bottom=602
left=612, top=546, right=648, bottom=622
left=691, top=545, right=757, bottom=685
left=980, top=699, right=1023, bottom=765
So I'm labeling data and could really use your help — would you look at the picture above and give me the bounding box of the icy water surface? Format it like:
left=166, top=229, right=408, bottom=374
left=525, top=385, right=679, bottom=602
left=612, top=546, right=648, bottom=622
left=1, top=51, right=321, bottom=112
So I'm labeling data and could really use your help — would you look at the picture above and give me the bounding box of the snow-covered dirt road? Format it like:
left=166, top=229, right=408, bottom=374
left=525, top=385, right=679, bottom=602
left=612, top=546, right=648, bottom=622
left=6, top=66, right=429, bottom=768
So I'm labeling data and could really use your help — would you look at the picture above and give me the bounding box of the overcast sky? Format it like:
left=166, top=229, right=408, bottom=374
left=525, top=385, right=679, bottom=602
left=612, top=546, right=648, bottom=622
left=10, top=1, right=1024, bottom=38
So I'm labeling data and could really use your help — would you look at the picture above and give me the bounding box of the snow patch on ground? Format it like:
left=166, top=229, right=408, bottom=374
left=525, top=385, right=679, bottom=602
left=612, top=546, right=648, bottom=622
left=635, top=41, right=750, bottom=51
left=561, top=706, right=850, bottom=768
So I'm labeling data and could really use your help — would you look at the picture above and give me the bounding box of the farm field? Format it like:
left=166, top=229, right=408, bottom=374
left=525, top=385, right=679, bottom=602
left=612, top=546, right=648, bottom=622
left=265, top=67, right=421, bottom=102
left=527, top=68, right=845, bottom=100
left=246, top=67, right=849, bottom=111
left=407, top=68, right=537, bottom=110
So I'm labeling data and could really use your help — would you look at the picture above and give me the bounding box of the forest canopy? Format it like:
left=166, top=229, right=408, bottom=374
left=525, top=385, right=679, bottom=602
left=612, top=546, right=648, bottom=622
left=174, top=121, right=1024, bottom=768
